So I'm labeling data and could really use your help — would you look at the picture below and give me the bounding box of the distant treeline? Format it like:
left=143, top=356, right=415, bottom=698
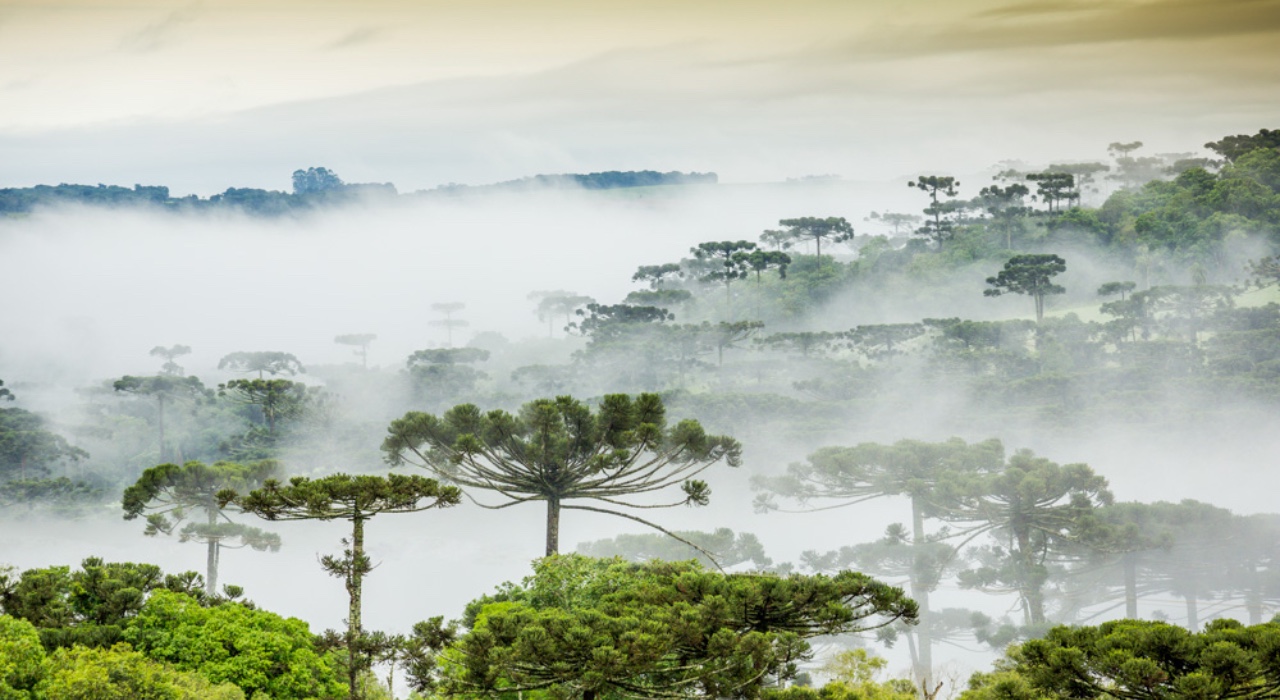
left=0, top=169, right=717, bottom=216
left=427, top=169, right=718, bottom=194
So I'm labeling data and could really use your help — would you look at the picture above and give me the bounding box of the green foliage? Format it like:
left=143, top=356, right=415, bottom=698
left=761, top=678, right=917, bottom=700
left=963, top=618, right=1280, bottom=700
left=40, top=642, right=248, bottom=700
left=0, top=615, right=44, bottom=697
left=1205, top=127, right=1280, bottom=164
left=755, top=649, right=917, bottom=700
left=0, top=407, right=89, bottom=481
left=0, top=558, right=252, bottom=653
left=123, top=590, right=340, bottom=699
left=423, top=555, right=917, bottom=699
left=0, top=477, right=100, bottom=513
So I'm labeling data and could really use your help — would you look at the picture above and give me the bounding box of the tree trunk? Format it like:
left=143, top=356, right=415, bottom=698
left=545, top=496, right=561, bottom=556
left=725, top=279, right=734, bottom=321
left=909, top=498, right=933, bottom=692
left=1015, top=527, right=1045, bottom=625
left=1123, top=552, right=1138, bottom=618
left=1245, top=564, right=1263, bottom=625
left=157, top=394, right=167, bottom=461
left=266, top=395, right=277, bottom=436
left=349, top=516, right=366, bottom=700
left=904, top=631, right=920, bottom=688
left=206, top=508, right=219, bottom=596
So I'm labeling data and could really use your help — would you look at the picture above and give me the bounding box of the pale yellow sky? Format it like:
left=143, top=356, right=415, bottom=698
left=1, top=0, right=1277, bottom=188
left=0, top=0, right=911, bottom=128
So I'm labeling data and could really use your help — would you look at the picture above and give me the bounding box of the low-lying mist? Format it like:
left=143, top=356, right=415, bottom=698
left=4, top=164, right=1280, bottom=686
left=4, top=181, right=905, bottom=387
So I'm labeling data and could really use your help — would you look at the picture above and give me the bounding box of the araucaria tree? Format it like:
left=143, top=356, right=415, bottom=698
left=218, top=351, right=305, bottom=378
left=983, top=254, right=1067, bottom=322
left=691, top=240, right=756, bottom=316
left=752, top=438, right=1005, bottom=689
left=777, top=217, right=854, bottom=259
left=113, top=374, right=209, bottom=461
left=382, top=393, right=742, bottom=556
left=416, top=555, right=917, bottom=699
left=334, top=334, right=377, bottom=369
left=220, top=473, right=461, bottom=700
left=218, top=378, right=309, bottom=436
left=939, top=449, right=1113, bottom=625
left=1025, top=171, right=1076, bottom=213
left=528, top=290, right=595, bottom=337
left=122, top=460, right=283, bottom=595
left=430, top=302, right=468, bottom=347
left=148, top=344, right=192, bottom=376
left=907, top=176, right=960, bottom=249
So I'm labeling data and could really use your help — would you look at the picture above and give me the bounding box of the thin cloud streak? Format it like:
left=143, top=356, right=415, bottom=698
left=839, top=0, right=1280, bottom=57
left=323, top=26, right=383, bottom=51
left=118, top=4, right=201, bottom=53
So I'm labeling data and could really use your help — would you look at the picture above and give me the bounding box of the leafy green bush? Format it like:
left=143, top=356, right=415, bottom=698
left=122, top=590, right=342, bottom=700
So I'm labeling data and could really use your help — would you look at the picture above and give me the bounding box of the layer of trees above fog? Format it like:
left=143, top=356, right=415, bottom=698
left=0, top=169, right=716, bottom=216
left=3, top=128, right=1280, bottom=699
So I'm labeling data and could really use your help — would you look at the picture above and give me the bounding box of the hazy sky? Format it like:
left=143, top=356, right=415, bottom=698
left=1, top=0, right=1278, bottom=191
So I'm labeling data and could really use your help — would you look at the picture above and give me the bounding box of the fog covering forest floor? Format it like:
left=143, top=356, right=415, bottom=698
left=4, top=129, right=1280, bottom=698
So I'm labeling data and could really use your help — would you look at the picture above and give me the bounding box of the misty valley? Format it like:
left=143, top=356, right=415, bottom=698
left=5, top=128, right=1280, bottom=700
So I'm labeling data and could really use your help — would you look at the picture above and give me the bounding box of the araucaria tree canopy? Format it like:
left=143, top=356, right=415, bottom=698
left=382, top=393, right=742, bottom=556
left=984, top=254, right=1068, bottom=323
left=419, top=555, right=918, bottom=700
